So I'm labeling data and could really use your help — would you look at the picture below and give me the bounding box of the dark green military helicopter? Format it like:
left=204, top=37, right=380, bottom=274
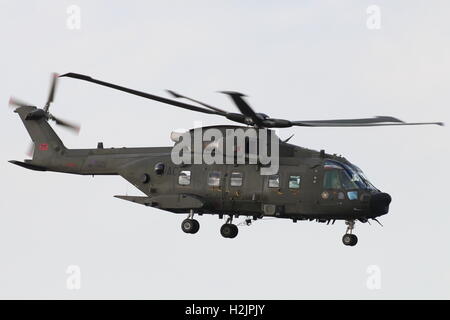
left=9, top=73, right=443, bottom=246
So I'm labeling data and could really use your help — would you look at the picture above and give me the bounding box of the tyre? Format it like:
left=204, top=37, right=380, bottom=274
left=229, top=224, right=238, bottom=238
left=181, top=219, right=199, bottom=234
left=191, top=219, right=200, bottom=234
left=342, top=234, right=353, bottom=246
left=220, top=224, right=232, bottom=238
left=220, top=224, right=238, bottom=238
left=349, top=234, right=358, bottom=246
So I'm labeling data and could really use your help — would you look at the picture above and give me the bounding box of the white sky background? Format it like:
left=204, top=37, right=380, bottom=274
left=0, top=0, right=449, bottom=299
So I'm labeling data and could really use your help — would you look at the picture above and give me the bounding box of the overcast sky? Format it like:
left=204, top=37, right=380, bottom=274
left=1, top=0, right=449, bottom=299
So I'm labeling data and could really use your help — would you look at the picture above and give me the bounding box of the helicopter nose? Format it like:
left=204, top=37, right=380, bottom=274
left=370, top=192, right=392, bottom=217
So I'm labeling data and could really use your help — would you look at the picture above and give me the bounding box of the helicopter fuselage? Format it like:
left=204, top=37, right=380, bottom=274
left=11, top=108, right=390, bottom=224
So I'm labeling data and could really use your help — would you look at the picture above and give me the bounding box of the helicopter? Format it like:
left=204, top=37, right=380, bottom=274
left=8, top=73, right=444, bottom=246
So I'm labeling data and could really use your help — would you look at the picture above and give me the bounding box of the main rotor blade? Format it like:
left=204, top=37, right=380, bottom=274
left=60, top=73, right=223, bottom=116
left=220, top=91, right=263, bottom=126
left=44, top=72, right=58, bottom=112
left=293, top=116, right=404, bottom=125
left=292, top=118, right=444, bottom=127
left=261, top=115, right=444, bottom=128
left=166, top=90, right=228, bottom=114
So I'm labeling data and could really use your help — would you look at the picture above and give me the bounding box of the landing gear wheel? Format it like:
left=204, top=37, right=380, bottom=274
left=220, top=224, right=238, bottom=238
left=181, top=219, right=200, bottom=234
left=342, top=234, right=358, bottom=246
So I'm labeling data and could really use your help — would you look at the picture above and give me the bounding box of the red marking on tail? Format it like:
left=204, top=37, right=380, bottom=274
left=39, top=143, right=48, bottom=151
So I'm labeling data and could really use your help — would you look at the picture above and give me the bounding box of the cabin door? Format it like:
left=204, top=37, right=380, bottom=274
left=221, top=164, right=263, bottom=215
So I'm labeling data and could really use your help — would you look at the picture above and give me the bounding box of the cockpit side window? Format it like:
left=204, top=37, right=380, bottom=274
left=339, top=170, right=358, bottom=190
left=323, top=170, right=342, bottom=189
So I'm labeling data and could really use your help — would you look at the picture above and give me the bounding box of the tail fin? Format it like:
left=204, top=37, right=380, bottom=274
left=14, top=106, right=65, bottom=163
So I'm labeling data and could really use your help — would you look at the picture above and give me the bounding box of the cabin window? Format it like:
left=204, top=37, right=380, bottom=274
left=268, top=175, right=279, bottom=188
left=230, top=172, right=243, bottom=187
left=289, top=175, right=301, bottom=189
left=178, top=170, right=191, bottom=185
left=208, top=171, right=221, bottom=187
left=154, top=162, right=165, bottom=175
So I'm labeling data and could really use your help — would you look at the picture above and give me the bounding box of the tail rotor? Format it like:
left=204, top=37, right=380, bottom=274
left=9, top=72, right=81, bottom=156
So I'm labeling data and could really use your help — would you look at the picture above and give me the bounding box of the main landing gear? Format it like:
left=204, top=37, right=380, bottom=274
left=180, top=212, right=239, bottom=238
left=181, top=210, right=200, bottom=234
left=342, top=220, right=358, bottom=246
left=220, top=216, right=238, bottom=239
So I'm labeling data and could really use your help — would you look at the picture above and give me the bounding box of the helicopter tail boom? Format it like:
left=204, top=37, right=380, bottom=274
left=10, top=105, right=170, bottom=176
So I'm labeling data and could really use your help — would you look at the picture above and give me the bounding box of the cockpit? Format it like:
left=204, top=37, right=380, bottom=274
left=322, top=159, right=391, bottom=217
left=323, top=160, right=378, bottom=191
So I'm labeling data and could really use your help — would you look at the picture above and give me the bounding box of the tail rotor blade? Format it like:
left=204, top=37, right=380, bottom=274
left=49, top=114, right=81, bottom=134
left=9, top=96, right=33, bottom=108
left=26, top=141, right=35, bottom=157
left=44, top=72, right=59, bottom=112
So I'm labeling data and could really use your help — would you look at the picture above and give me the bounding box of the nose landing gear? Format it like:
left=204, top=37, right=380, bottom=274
left=342, top=220, right=358, bottom=246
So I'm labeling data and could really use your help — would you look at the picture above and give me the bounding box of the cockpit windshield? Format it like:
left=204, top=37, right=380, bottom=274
left=350, top=164, right=378, bottom=191
left=324, top=160, right=377, bottom=191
